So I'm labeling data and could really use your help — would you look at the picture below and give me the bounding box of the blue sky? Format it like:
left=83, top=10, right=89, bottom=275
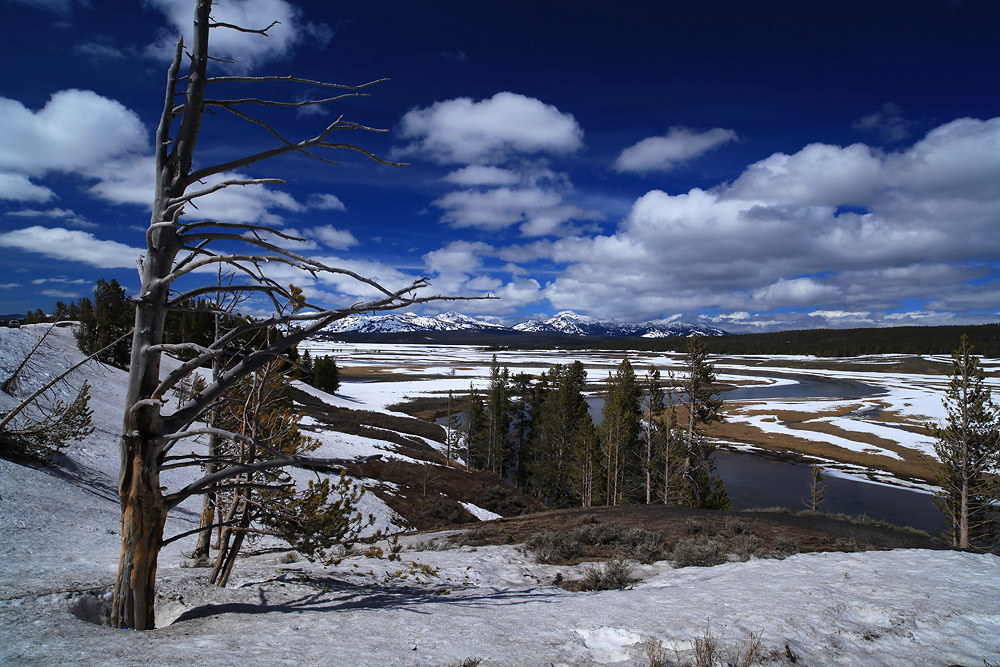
left=1, top=0, right=998, bottom=332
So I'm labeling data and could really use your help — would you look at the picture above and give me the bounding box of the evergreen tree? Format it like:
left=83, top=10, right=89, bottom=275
left=74, top=278, right=134, bottom=369
left=485, top=355, right=513, bottom=476
left=931, top=335, right=1000, bottom=549
left=519, top=372, right=553, bottom=494
left=312, top=356, right=340, bottom=394
left=644, top=366, right=666, bottom=504
left=806, top=466, right=827, bottom=512
left=675, top=337, right=729, bottom=509
left=465, top=384, right=488, bottom=470
left=509, top=372, right=534, bottom=489
left=532, top=362, right=592, bottom=506
left=601, top=357, right=642, bottom=505
left=299, top=349, right=314, bottom=378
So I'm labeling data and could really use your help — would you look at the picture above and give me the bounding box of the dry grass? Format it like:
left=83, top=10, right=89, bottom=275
left=707, top=403, right=939, bottom=482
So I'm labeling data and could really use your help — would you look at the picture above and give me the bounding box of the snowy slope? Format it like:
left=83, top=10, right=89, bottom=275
left=1, top=326, right=998, bottom=666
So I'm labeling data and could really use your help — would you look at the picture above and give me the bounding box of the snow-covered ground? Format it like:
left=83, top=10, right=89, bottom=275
left=2, top=328, right=999, bottom=665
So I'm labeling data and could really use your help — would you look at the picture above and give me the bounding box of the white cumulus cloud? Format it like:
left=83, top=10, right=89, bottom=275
left=310, top=225, right=358, bottom=250
left=0, top=226, right=143, bottom=269
left=0, top=90, right=148, bottom=202
left=397, top=92, right=583, bottom=164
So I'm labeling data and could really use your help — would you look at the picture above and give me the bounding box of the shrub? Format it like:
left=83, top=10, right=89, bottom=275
left=623, top=528, right=669, bottom=564
left=724, top=518, right=749, bottom=536
left=481, top=485, right=532, bottom=516
left=525, top=531, right=583, bottom=563
left=572, top=522, right=625, bottom=545
left=671, top=536, right=729, bottom=568
left=580, top=559, right=631, bottom=591
left=769, top=535, right=799, bottom=558
left=729, top=533, right=765, bottom=560
left=684, top=518, right=706, bottom=535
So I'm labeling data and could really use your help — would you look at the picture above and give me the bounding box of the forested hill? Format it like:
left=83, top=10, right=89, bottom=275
left=578, top=323, right=1000, bottom=357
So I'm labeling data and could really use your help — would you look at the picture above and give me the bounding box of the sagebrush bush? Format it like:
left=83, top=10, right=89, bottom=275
left=671, top=536, right=729, bottom=568
left=572, top=522, right=625, bottom=545
left=685, top=518, right=706, bottom=535
left=769, top=535, right=799, bottom=558
left=525, top=531, right=584, bottom=563
left=629, top=532, right=669, bottom=564
left=580, top=559, right=631, bottom=591
left=729, top=532, right=765, bottom=559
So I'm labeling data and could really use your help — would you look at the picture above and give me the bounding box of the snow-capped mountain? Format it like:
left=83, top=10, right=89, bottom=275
left=323, top=311, right=506, bottom=334
left=324, top=310, right=726, bottom=338
left=513, top=311, right=727, bottom=337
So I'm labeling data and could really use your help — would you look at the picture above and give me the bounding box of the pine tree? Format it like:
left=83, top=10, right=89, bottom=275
left=532, top=362, right=592, bottom=506
left=465, top=385, right=488, bottom=470
left=485, top=356, right=513, bottom=476
left=74, top=279, right=134, bottom=369
left=601, top=357, right=642, bottom=505
left=806, top=466, right=827, bottom=512
left=675, top=337, right=729, bottom=509
left=931, top=335, right=1000, bottom=550
left=509, top=372, right=534, bottom=489
left=312, top=356, right=340, bottom=394
left=644, top=366, right=666, bottom=504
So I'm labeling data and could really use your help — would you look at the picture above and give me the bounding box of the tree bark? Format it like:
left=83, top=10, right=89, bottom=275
left=111, top=444, right=167, bottom=630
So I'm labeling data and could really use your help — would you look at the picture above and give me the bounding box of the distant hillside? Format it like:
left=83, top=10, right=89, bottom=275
left=581, top=323, right=1000, bottom=357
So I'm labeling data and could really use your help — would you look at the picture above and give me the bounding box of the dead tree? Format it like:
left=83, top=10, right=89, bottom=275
left=111, top=0, right=477, bottom=630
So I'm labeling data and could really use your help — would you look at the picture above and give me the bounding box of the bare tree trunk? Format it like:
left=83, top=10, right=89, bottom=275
left=193, top=311, right=223, bottom=560
left=110, top=442, right=168, bottom=630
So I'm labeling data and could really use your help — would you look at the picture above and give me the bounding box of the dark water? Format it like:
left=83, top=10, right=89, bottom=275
left=723, top=375, right=886, bottom=401
left=714, top=449, right=944, bottom=535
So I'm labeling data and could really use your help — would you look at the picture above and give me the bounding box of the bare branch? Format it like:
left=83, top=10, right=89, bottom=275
left=165, top=177, right=284, bottom=217
left=167, top=284, right=290, bottom=307
left=163, top=454, right=379, bottom=509
left=179, top=220, right=305, bottom=241
left=209, top=19, right=279, bottom=35
left=204, top=91, right=368, bottom=109
left=186, top=116, right=406, bottom=184
left=206, top=75, right=389, bottom=89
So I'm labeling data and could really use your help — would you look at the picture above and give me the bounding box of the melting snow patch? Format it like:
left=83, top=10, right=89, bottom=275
left=459, top=501, right=502, bottom=521
left=575, top=627, right=644, bottom=663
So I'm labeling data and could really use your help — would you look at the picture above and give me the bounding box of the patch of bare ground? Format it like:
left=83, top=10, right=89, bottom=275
left=444, top=504, right=947, bottom=562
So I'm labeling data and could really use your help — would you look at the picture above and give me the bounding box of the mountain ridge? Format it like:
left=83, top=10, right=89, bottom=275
left=320, top=310, right=727, bottom=339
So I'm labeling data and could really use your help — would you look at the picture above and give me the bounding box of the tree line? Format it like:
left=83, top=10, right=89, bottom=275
left=583, top=323, right=1000, bottom=357
left=21, top=278, right=340, bottom=395
left=458, top=337, right=730, bottom=510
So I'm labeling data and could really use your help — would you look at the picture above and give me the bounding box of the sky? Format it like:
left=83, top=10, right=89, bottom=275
left=0, top=0, right=998, bottom=332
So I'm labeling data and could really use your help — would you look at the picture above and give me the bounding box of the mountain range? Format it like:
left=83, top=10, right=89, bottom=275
left=320, top=310, right=726, bottom=339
